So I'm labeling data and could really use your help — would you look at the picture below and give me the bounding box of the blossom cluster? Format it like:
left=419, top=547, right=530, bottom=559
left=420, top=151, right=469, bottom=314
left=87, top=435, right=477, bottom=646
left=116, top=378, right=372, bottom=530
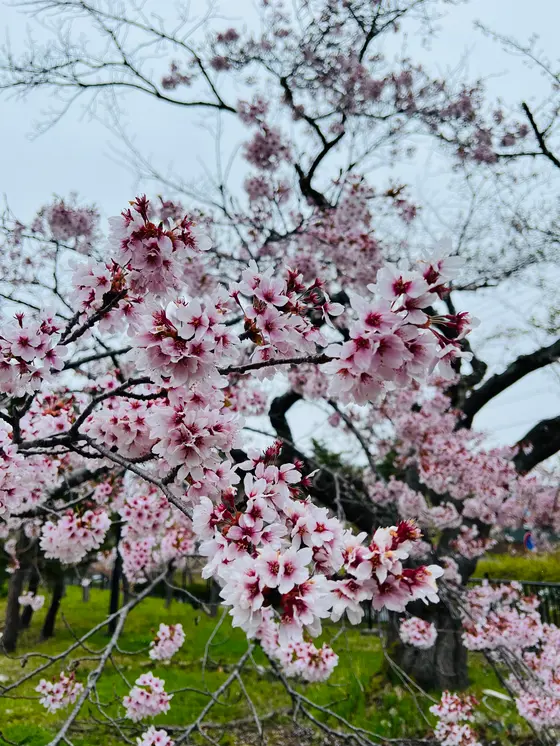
left=132, top=293, right=238, bottom=388
left=488, top=599, right=560, bottom=729
left=194, top=449, right=443, bottom=649
left=136, top=727, right=174, bottom=746
left=399, top=616, right=438, bottom=650
left=113, top=479, right=196, bottom=584
left=430, top=692, right=481, bottom=746
left=108, top=194, right=211, bottom=296
left=18, top=591, right=45, bottom=611
left=0, top=309, right=66, bottom=397
left=40, top=509, right=111, bottom=564
left=148, top=391, right=241, bottom=484
left=359, top=380, right=560, bottom=561
left=31, top=196, right=98, bottom=252
left=257, top=607, right=338, bottom=682
left=0, top=424, right=58, bottom=517
left=119, top=490, right=171, bottom=540
left=460, top=582, right=543, bottom=652
left=123, top=673, right=172, bottom=722
left=149, top=623, right=185, bottom=662
left=323, top=257, right=476, bottom=403
left=69, top=194, right=212, bottom=334
left=83, top=396, right=158, bottom=461
left=231, top=262, right=343, bottom=368
left=36, top=671, right=84, bottom=713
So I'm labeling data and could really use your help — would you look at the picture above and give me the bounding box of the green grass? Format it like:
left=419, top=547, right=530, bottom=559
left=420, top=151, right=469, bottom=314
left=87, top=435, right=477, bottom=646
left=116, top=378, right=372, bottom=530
left=0, top=586, right=531, bottom=746
left=476, top=551, right=560, bottom=582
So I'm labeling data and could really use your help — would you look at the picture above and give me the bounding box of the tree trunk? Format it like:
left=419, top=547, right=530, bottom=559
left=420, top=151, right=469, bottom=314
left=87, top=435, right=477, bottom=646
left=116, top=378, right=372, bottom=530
left=20, top=565, right=40, bottom=630
left=388, top=599, right=469, bottom=691
left=208, top=579, right=221, bottom=617
left=2, top=565, right=26, bottom=653
left=107, top=543, right=123, bottom=636
left=385, top=490, right=478, bottom=691
left=165, top=572, right=173, bottom=609
left=41, top=574, right=64, bottom=640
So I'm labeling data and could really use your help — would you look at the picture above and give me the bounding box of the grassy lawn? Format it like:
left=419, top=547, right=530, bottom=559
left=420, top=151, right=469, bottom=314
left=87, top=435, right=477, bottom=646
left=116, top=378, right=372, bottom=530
left=476, top=551, right=560, bottom=582
left=0, top=586, right=532, bottom=745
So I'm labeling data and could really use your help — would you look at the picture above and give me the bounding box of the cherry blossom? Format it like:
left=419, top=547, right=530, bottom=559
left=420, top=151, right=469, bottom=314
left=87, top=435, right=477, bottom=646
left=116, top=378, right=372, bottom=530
left=1, top=0, right=560, bottom=736
left=195, top=450, right=445, bottom=646
left=399, top=617, right=438, bottom=649
left=36, top=671, right=84, bottom=713
left=123, top=673, right=172, bottom=722
left=255, top=608, right=339, bottom=681
left=0, top=309, right=66, bottom=397
left=430, top=692, right=481, bottom=746
left=18, top=591, right=45, bottom=611
left=149, top=623, right=185, bottom=662
left=136, top=727, right=174, bottom=746
left=40, top=509, right=111, bottom=564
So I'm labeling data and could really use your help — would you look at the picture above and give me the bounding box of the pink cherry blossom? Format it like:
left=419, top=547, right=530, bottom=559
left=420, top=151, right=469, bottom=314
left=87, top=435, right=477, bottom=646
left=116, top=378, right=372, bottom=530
left=123, top=673, right=172, bottom=722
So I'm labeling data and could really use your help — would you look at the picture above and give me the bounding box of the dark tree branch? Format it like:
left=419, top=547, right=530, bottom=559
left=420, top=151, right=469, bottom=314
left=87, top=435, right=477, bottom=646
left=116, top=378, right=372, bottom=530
left=63, top=346, right=132, bottom=370
left=267, top=389, right=394, bottom=533
left=514, top=415, right=560, bottom=474
left=220, top=353, right=330, bottom=376
left=459, top=338, right=560, bottom=427
left=522, top=102, right=560, bottom=170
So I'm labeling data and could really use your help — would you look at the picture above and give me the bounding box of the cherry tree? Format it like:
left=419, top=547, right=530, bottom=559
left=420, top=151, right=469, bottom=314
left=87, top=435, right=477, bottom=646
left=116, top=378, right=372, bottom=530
left=0, top=191, right=472, bottom=741
left=1, top=0, right=560, bottom=742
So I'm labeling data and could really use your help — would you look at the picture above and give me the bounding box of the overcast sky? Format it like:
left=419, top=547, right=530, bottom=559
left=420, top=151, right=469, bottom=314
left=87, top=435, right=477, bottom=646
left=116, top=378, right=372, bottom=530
left=1, top=0, right=559, bottom=455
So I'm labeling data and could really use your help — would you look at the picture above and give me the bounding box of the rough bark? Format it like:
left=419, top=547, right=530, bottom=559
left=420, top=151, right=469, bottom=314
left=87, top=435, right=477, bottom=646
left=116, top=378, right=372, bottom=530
left=2, top=565, right=26, bottom=653
left=41, top=573, right=64, bottom=640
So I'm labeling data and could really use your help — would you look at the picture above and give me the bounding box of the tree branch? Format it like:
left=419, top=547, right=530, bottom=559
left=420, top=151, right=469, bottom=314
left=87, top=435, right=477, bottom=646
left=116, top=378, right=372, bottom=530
left=522, top=102, right=560, bottom=170
left=514, top=415, right=560, bottom=474
left=267, top=390, right=395, bottom=533
left=459, top=338, right=560, bottom=427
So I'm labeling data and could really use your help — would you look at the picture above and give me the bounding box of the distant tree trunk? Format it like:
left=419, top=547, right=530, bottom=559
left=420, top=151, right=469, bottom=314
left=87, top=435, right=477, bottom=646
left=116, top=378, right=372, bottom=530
left=107, top=539, right=123, bottom=636
left=41, top=574, right=64, bottom=640
left=388, top=599, right=469, bottom=691
left=122, top=574, right=130, bottom=605
left=165, top=572, right=173, bottom=609
left=388, top=544, right=477, bottom=691
left=2, top=565, right=26, bottom=653
left=208, top=579, right=221, bottom=617
left=20, top=565, right=40, bottom=630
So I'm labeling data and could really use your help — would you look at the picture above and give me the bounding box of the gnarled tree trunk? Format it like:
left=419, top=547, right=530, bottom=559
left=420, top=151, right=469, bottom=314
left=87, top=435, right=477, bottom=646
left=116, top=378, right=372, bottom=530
left=41, top=573, right=64, bottom=640
left=388, top=598, right=469, bottom=691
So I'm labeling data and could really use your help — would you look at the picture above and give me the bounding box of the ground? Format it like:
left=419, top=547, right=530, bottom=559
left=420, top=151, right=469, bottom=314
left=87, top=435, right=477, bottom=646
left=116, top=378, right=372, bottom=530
left=0, top=585, right=535, bottom=746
